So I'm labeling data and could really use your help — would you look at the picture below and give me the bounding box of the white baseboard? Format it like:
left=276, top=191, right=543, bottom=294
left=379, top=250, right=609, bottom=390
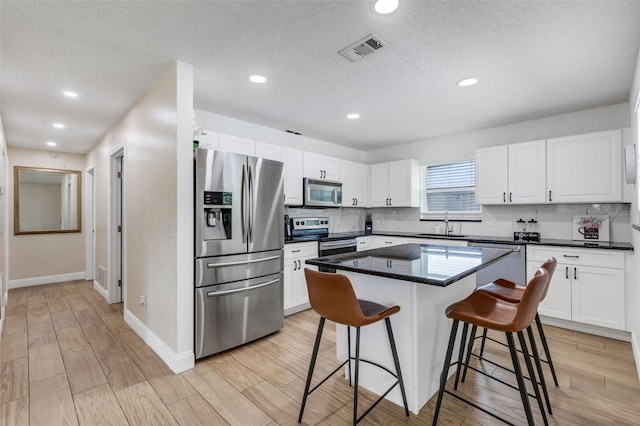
left=123, top=308, right=194, bottom=374
left=92, top=281, right=109, bottom=301
left=632, top=331, right=640, bottom=381
left=539, top=315, right=631, bottom=342
left=8, top=272, right=86, bottom=289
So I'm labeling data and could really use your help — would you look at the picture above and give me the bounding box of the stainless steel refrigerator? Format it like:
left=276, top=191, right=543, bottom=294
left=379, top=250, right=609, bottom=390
left=194, top=149, right=284, bottom=359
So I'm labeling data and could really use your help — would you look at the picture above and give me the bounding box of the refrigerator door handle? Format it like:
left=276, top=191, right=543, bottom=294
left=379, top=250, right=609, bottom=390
left=206, top=278, right=279, bottom=297
left=206, top=254, right=281, bottom=268
left=241, top=164, right=248, bottom=243
left=248, top=164, right=254, bottom=243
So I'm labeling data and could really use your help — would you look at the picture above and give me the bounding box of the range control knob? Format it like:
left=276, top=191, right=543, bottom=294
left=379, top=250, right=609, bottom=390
left=301, top=221, right=305, bottom=225
left=295, top=221, right=300, bottom=225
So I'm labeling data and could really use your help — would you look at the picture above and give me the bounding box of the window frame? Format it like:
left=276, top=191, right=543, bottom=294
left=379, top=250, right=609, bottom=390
left=420, top=159, right=482, bottom=221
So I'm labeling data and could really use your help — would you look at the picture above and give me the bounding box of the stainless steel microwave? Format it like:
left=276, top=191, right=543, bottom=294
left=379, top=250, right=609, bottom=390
left=303, top=178, right=342, bottom=208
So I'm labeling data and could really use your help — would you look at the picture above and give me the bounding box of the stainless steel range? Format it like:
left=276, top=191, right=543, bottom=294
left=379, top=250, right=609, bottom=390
left=194, top=149, right=284, bottom=359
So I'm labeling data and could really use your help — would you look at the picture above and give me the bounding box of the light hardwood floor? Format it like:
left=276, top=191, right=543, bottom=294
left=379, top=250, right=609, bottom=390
left=0, top=279, right=639, bottom=425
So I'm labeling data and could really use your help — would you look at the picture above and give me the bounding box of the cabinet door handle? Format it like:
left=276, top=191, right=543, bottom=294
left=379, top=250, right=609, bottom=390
left=563, top=255, right=579, bottom=259
left=574, top=267, right=577, bottom=280
left=503, top=192, right=506, bottom=203
left=565, top=266, right=569, bottom=279
left=549, top=190, right=552, bottom=202
left=509, top=192, right=512, bottom=202
left=389, top=198, right=392, bottom=206
left=355, top=198, right=358, bottom=206
left=293, top=260, right=297, bottom=271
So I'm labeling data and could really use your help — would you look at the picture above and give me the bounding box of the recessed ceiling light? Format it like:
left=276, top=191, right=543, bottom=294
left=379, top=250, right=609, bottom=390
left=457, top=78, right=478, bottom=87
left=249, top=75, right=267, bottom=84
left=346, top=113, right=360, bottom=120
left=53, top=123, right=65, bottom=129
left=63, top=91, right=78, bottom=98
left=46, top=141, right=57, bottom=147
left=374, top=0, right=399, bottom=14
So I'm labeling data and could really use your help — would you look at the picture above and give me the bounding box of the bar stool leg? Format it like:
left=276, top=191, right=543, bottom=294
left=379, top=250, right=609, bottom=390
left=432, top=320, right=459, bottom=426
left=506, top=332, right=536, bottom=426
left=527, top=326, right=552, bottom=415
left=453, top=322, right=469, bottom=391
left=478, top=327, right=488, bottom=358
left=298, top=317, right=325, bottom=423
left=517, top=331, right=548, bottom=426
left=353, top=327, right=361, bottom=425
left=385, top=317, right=410, bottom=416
left=347, top=326, right=352, bottom=387
left=535, top=313, right=559, bottom=386
left=461, top=324, right=477, bottom=383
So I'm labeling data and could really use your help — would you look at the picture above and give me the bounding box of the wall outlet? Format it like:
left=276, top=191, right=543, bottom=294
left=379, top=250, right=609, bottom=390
left=491, top=219, right=498, bottom=227
left=139, top=296, right=147, bottom=308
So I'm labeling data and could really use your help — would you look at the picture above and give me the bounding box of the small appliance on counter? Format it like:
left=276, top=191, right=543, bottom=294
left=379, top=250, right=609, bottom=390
left=364, top=213, right=372, bottom=235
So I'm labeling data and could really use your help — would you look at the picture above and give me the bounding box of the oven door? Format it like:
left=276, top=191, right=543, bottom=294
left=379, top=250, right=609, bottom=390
left=303, top=178, right=342, bottom=207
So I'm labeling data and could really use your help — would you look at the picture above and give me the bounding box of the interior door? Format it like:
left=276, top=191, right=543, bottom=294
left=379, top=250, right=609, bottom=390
left=247, top=156, right=284, bottom=253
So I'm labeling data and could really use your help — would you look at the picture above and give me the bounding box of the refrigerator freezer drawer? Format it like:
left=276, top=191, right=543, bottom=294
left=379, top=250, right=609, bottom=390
left=195, top=250, right=283, bottom=288
left=195, top=273, right=284, bottom=359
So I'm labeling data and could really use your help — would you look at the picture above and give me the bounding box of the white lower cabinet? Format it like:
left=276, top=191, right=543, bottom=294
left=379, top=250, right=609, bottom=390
left=370, top=236, right=403, bottom=249
left=527, top=246, right=626, bottom=331
left=284, top=242, right=318, bottom=315
left=356, top=236, right=372, bottom=251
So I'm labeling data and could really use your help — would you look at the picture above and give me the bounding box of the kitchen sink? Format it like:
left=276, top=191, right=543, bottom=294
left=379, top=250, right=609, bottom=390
left=418, top=233, right=468, bottom=238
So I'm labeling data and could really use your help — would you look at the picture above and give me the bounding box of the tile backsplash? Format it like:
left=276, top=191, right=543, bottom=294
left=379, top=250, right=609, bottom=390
left=286, top=203, right=632, bottom=243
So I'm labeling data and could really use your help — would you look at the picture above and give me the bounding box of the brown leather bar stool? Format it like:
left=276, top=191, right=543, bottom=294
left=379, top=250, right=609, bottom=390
left=432, top=268, right=550, bottom=426
left=298, top=268, right=409, bottom=425
left=459, top=258, right=558, bottom=415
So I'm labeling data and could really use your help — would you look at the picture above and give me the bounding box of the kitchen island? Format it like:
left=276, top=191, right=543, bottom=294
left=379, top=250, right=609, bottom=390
left=305, top=243, right=513, bottom=414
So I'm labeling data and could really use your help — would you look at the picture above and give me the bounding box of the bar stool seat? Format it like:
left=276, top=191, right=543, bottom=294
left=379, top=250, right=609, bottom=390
left=432, top=268, right=550, bottom=426
left=299, top=268, right=409, bottom=425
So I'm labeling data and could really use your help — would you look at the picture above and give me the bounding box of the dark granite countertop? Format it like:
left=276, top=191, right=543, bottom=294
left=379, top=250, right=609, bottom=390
left=305, top=243, right=513, bottom=287
left=287, top=231, right=633, bottom=251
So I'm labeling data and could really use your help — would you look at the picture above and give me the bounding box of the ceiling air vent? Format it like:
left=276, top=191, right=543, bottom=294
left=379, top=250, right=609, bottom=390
left=338, top=34, right=387, bottom=62
left=285, top=129, right=302, bottom=136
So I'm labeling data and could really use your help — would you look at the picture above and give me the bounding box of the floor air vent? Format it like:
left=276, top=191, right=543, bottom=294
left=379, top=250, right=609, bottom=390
left=97, top=266, right=107, bottom=290
left=338, top=34, right=387, bottom=62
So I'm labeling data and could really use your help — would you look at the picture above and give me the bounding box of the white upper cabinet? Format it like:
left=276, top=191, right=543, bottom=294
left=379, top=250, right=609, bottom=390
left=197, top=130, right=219, bottom=150
left=218, top=133, right=256, bottom=156
left=476, top=145, right=508, bottom=204
left=370, top=160, right=419, bottom=207
left=303, top=152, right=339, bottom=180
left=281, top=147, right=304, bottom=206
left=340, top=160, right=369, bottom=207
left=476, top=140, right=546, bottom=205
left=546, top=130, right=622, bottom=203
left=255, top=141, right=281, bottom=161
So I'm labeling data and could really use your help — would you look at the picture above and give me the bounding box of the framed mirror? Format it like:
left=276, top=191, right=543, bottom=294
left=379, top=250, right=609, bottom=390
left=14, top=166, right=82, bottom=235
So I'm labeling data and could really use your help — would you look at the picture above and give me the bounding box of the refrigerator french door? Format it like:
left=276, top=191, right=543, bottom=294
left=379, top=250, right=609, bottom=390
left=195, top=149, right=285, bottom=359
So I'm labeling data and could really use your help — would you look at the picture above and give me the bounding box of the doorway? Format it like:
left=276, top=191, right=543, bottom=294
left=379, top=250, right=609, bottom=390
left=110, top=149, right=124, bottom=304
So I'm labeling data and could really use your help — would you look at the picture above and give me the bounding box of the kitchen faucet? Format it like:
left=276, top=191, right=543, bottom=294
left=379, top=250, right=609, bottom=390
left=444, top=211, right=453, bottom=236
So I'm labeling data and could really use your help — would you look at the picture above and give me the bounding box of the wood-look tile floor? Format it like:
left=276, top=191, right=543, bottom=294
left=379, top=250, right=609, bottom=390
left=1, top=280, right=639, bottom=425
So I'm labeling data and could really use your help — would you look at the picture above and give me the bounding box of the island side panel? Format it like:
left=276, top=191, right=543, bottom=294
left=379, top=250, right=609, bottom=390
left=414, top=273, right=477, bottom=411
left=336, top=271, right=476, bottom=414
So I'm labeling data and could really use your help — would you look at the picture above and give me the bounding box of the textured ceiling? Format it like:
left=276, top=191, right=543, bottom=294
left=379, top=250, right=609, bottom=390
left=1, top=1, right=639, bottom=154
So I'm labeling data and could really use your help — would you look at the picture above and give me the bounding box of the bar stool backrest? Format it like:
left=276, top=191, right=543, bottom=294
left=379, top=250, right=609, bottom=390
left=539, top=257, right=557, bottom=301
left=304, top=268, right=367, bottom=327
left=513, top=268, right=550, bottom=331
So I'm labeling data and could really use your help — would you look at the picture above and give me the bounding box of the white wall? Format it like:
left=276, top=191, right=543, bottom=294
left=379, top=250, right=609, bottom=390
left=8, top=147, right=86, bottom=284
left=0, top=116, right=8, bottom=332
left=365, top=103, right=630, bottom=165
left=86, top=61, right=194, bottom=373
left=195, top=109, right=367, bottom=163
left=628, top=48, right=640, bottom=377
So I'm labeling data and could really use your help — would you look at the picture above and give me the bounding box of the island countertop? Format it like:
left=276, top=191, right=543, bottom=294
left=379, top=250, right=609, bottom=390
left=305, top=243, right=513, bottom=286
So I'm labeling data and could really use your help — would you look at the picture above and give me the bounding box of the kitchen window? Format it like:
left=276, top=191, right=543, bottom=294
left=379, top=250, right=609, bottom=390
left=420, top=159, right=481, bottom=220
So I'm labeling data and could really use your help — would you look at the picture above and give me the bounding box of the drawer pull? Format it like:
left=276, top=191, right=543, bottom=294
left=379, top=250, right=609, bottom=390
left=563, top=255, right=579, bottom=259
left=291, top=250, right=301, bottom=253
